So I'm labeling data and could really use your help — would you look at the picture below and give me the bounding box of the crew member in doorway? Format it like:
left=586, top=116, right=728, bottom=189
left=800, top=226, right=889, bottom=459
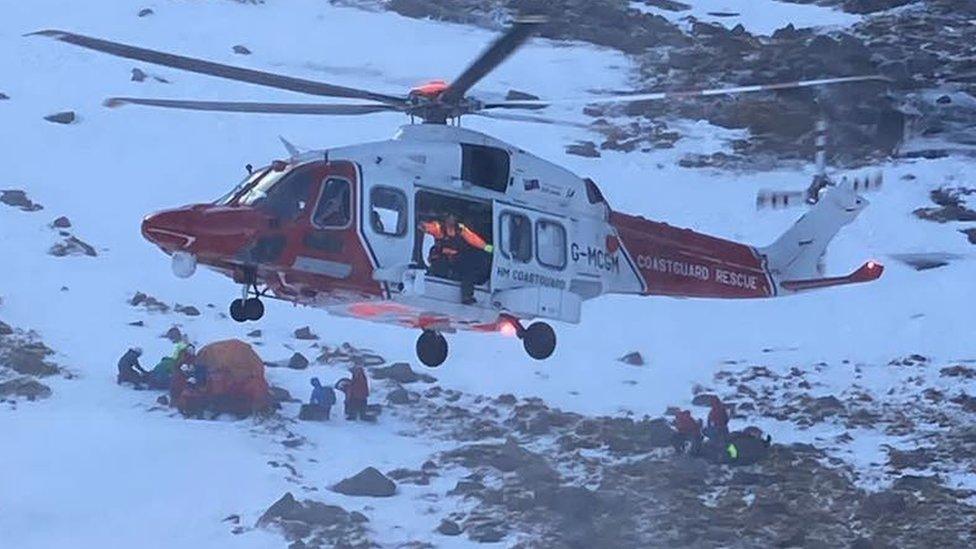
left=420, top=214, right=493, bottom=305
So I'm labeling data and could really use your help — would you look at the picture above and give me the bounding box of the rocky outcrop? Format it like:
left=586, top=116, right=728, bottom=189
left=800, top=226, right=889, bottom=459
left=257, top=492, right=371, bottom=547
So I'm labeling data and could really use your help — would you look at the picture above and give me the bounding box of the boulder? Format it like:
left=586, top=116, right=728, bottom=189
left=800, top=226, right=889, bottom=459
left=566, top=141, right=600, bottom=158
left=163, top=326, right=183, bottom=343
left=50, top=216, right=71, bottom=228
left=0, top=377, right=52, bottom=401
left=44, top=111, right=76, bottom=124
left=137, top=8, right=154, bottom=17
left=294, top=326, right=319, bottom=340
left=174, top=304, right=200, bottom=316
left=1, top=190, right=43, bottom=212
left=333, top=467, right=396, bottom=497
left=437, top=519, right=462, bottom=536
left=131, top=68, right=147, bottom=82
left=233, top=45, right=252, bottom=55
left=618, top=351, right=645, bottom=366
left=287, top=352, right=310, bottom=370
left=387, top=387, right=415, bottom=405
left=372, top=362, right=435, bottom=384
left=0, top=320, right=13, bottom=336
left=49, top=236, right=97, bottom=257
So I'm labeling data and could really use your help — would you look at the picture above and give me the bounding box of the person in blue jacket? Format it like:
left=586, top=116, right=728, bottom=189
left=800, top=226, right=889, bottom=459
left=309, top=377, right=336, bottom=419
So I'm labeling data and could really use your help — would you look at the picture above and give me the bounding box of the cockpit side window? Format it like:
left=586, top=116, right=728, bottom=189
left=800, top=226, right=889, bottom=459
left=312, top=177, right=352, bottom=228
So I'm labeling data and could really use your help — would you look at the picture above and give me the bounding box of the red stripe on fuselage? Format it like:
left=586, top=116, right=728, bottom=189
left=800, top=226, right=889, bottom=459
left=610, top=212, right=774, bottom=299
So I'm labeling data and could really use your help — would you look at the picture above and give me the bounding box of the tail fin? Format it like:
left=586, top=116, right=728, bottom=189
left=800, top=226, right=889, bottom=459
left=759, top=179, right=868, bottom=282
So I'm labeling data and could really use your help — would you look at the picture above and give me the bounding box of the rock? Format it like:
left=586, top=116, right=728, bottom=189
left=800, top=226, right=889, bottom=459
left=287, top=352, right=310, bottom=370
left=269, top=385, right=298, bottom=405
left=505, top=89, right=540, bottom=101
left=387, top=387, right=415, bottom=405
left=163, top=326, right=183, bottom=343
left=372, top=362, right=436, bottom=383
left=1, top=190, right=43, bottom=212
left=5, top=343, right=59, bottom=377
left=174, top=304, right=200, bottom=316
left=936, top=94, right=952, bottom=105
left=50, top=216, right=71, bottom=228
left=940, top=365, right=976, bottom=379
left=137, top=8, right=154, bottom=17
left=131, top=68, right=147, bottom=82
left=294, top=326, right=319, bottom=340
left=859, top=491, right=906, bottom=519
left=618, top=351, right=644, bottom=366
left=247, top=329, right=262, bottom=338
left=44, top=111, right=76, bottom=124
left=495, top=393, right=517, bottom=405
left=566, top=141, right=600, bottom=158
left=49, top=236, right=97, bottom=257
left=128, top=320, right=144, bottom=327
left=130, top=291, right=170, bottom=312
left=349, top=511, right=369, bottom=523
left=233, top=45, right=252, bottom=55
left=156, top=395, right=169, bottom=406
left=0, top=320, right=13, bottom=336
left=0, top=92, right=8, bottom=100
left=332, top=467, right=397, bottom=497
left=298, top=404, right=330, bottom=421
left=437, top=519, right=462, bottom=536
left=257, top=493, right=359, bottom=542
left=0, top=377, right=52, bottom=401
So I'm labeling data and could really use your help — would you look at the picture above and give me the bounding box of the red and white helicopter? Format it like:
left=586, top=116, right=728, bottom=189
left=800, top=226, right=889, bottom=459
left=34, top=18, right=884, bottom=366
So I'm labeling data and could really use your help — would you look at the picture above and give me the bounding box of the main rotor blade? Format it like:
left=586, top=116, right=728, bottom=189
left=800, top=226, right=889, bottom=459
left=440, top=16, right=545, bottom=105
left=471, top=111, right=591, bottom=128
left=484, top=75, right=891, bottom=109
left=103, top=97, right=398, bottom=115
left=29, top=29, right=407, bottom=106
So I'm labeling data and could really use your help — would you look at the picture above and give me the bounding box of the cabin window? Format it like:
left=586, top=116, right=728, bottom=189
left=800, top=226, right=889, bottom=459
left=312, top=177, right=351, bottom=228
left=584, top=177, right=608, bottom=206
left=500, top=212, right=532, bottom=263
left=369, top=186, right=407, bottom=236
left=536, top=219, right=567, bottom=269
left=461, top=144, right=510, bottom=193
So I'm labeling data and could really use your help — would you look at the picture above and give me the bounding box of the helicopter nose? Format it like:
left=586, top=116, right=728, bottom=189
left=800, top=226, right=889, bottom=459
left=142, top=207, right=198, bottom=251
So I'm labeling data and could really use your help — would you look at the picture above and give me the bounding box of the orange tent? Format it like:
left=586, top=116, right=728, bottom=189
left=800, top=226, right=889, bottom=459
left=172, top=339, right=271, bottom=416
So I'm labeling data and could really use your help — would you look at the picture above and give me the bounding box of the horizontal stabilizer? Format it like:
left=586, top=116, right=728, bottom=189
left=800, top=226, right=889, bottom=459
left=780, top=261, right=884, bottom=291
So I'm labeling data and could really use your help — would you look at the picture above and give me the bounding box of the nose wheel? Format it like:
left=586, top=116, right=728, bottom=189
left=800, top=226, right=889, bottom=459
left=416, top=330, right=448, bottom=367
left=230, top=297, right=264, bottom=322
left=230, top=277, right=266, bottom=322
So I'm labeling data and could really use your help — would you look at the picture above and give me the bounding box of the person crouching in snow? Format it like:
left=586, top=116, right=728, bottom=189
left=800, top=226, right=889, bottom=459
left=671, top=409, right=703, bottom=455
left=309, top=377, right=336, bottom=420
left=345, top=365, right=370, bottom=421
left=704, top=396, right=730, bottom=441
left=117, top=347, right=148, bottom=386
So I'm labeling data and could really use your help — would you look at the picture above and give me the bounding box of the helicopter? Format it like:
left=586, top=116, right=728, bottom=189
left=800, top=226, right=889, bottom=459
left=33, top=17, right=885, bottom=367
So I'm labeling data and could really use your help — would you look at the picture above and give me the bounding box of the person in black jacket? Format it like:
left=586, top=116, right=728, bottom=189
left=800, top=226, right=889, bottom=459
left=117, top=347, right=147, bottom=385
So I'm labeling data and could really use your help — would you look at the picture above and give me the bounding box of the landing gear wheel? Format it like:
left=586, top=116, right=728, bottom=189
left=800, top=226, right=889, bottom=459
left=229, top=299, right=247, bottom=323
left=416, top=330, right=448, bottom=368
left=244, top=298, right=264, bottom=321
left=522, top=322, right=556, bottom=360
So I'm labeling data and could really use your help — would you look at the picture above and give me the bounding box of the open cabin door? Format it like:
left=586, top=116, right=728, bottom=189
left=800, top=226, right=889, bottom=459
left=491, top=201, right=578, bottom=321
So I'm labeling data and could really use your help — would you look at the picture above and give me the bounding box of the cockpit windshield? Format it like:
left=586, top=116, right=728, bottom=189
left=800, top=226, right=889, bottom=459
left=237, top=169, right=289, bottom=206
left=216, top=167, right=269, bottom=206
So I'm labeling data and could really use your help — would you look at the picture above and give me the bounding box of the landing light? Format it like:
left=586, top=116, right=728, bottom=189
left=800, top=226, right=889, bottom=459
left=499, top=321, right=518, bottom=337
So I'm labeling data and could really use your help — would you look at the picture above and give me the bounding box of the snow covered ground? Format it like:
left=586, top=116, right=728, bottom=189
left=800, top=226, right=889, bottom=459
left=1, top=0, right=974, bottom=547
left=631, top=0, right=861, bottom=34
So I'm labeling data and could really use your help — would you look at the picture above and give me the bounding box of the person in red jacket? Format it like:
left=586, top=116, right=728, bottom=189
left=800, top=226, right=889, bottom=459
left=419, top=214, right=493, bottom=305
left=672, top=409, right=703, bottom=455
left=705, top=396, right=730, bottom=440
left=345, top=365, right=370, bottom=421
